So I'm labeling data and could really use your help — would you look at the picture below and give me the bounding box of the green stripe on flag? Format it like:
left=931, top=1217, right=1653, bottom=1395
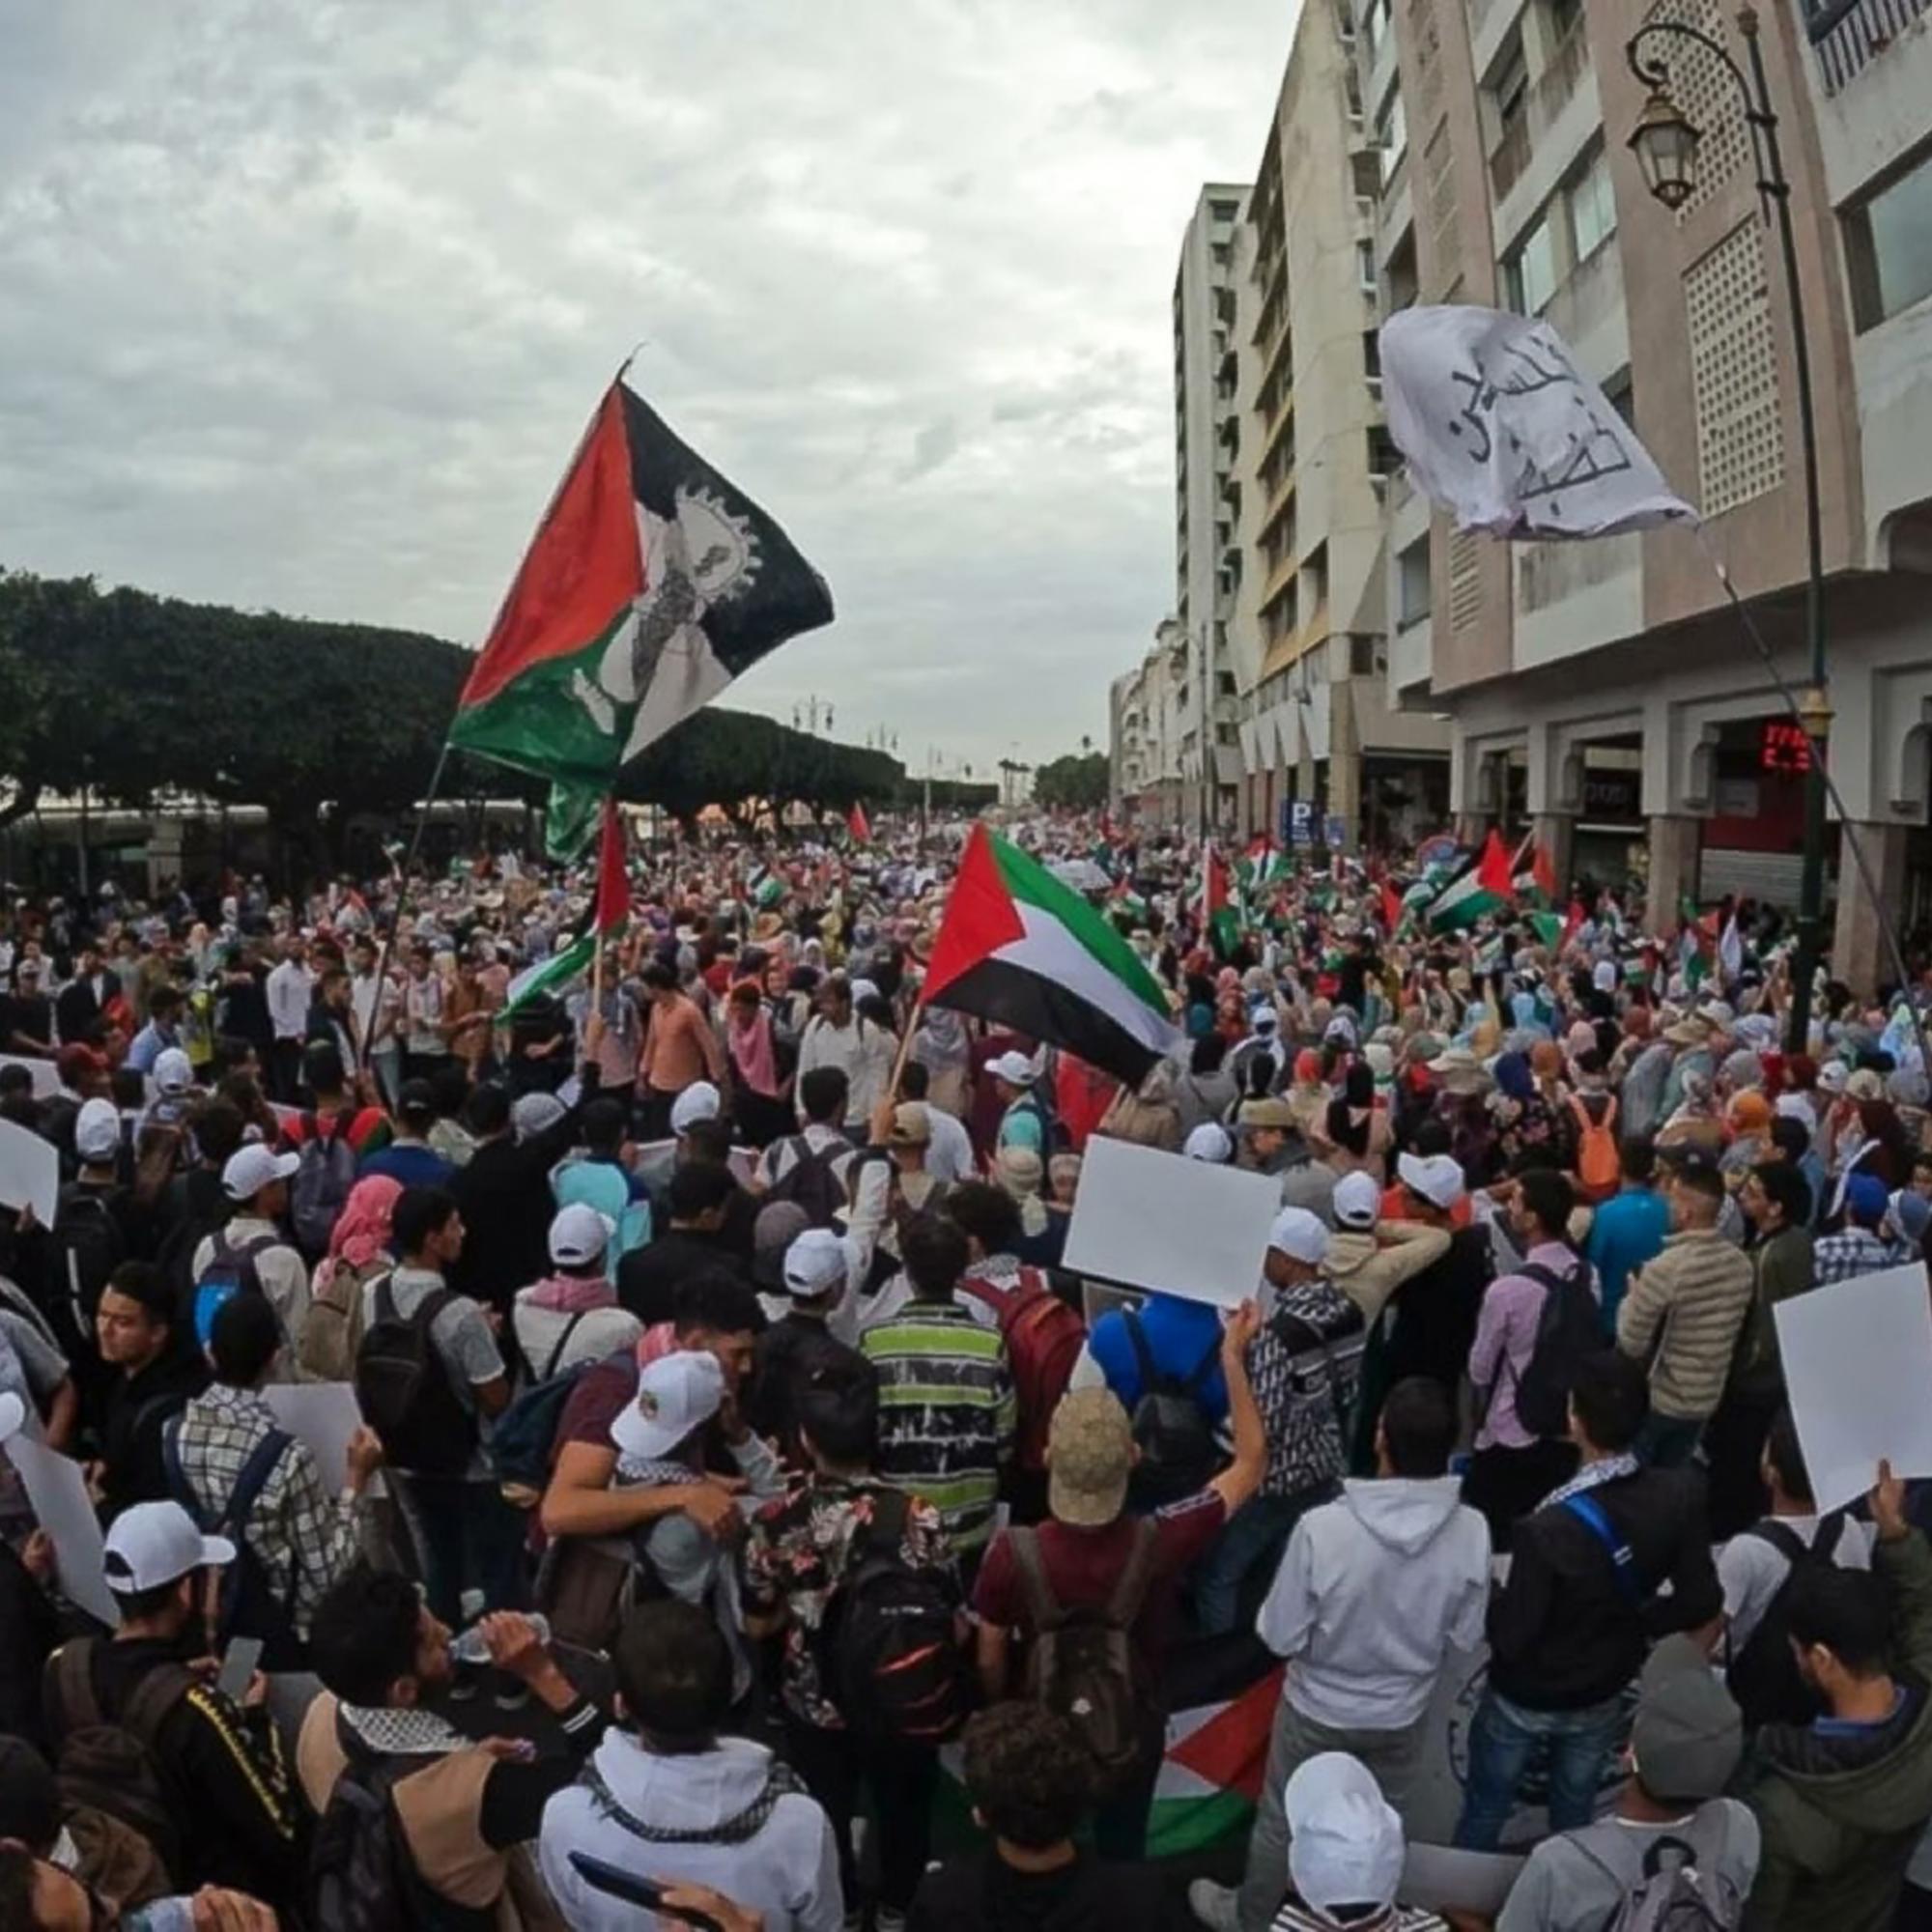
left=988, top=837, right=1170, bottom=1013
left=502, top=929, right=596, bottom=1017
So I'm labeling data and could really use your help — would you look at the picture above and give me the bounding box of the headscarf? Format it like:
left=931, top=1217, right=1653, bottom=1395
left=996, top=1146, right=1050, bottom=1238
left=311, top=1175, right=402, bottom=1307
left=1493, top=1051, right=1534, bottom=1103
left=724, top=980, right=781, bottom=1096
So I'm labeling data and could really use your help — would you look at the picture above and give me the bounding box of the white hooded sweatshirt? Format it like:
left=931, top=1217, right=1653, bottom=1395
left=539, top=1730, right=843, bottom=1932
left=1257, top=1475, right=1491, bottom=1730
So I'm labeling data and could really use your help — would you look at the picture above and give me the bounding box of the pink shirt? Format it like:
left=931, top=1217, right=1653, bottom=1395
left=1469, top=1240, right=1579, bottom=1452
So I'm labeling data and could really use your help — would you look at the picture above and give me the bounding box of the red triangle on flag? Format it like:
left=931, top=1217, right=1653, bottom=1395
left=1166, top=1666, right=1286, bottom=1801
left=923, top=825, right=1025, bottom=997
left=1532, top=842, right=1558, bottom=903
left=847, top=802, right=872, bottom=844
left=1477, top=829, right=1517, bottom=902
left=1379, top=880, right=1404, bottom=934
left=593, top=800, right=630, bottom=933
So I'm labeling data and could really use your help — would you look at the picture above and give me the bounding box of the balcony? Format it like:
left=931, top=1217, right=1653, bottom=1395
left=1804, top=0, right=1932, bottom=93
left=1488, top=22, right=1592, bottom=203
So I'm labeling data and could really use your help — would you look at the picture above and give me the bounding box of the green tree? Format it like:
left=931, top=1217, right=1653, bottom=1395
left=1032, top=749, right=1109, bottom=810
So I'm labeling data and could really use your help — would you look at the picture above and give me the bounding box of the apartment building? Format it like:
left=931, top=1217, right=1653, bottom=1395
left=1109, top=619, right=1189, bottom=824
left=1364, top=0, right=1932, bottom=991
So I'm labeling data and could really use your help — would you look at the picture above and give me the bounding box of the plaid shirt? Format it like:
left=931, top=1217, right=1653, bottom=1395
left=1812, top=1226, right=1889, bottom=1288
left=173, top=1384, right=358, bottom=1638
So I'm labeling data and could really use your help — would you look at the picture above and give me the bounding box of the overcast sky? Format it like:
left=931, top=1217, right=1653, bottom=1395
left=1, top=0, right=1297, bottom=774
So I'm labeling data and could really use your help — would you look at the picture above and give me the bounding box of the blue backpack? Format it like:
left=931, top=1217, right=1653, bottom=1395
left=192, top=1231, right=279, bottom=1349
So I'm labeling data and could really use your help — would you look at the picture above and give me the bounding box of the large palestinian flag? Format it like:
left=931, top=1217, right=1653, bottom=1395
left=450, top=380, right=835, bottom=790
left=923, top=826, right=1182, bottom=1086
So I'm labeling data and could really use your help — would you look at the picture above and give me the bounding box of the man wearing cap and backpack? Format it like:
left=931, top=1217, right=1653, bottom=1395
left=189, top=1147, right=310, bottom=1358
left=276, top=1040, right=390, bottom=1261
left=44, top=1097, right=133, bottom=1425
left=43, top=1500, right=304, bottom=1906
left=974, top=1305, right=1266, bottom=1862
left=988, top=1050, right=1051, bottom=1159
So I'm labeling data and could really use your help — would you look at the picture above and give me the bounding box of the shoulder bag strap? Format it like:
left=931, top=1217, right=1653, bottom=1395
left=376, top=1271, right=401, bottom=1326
left=542, top=1309, right=588, bottom=1383
left=121, top=1662, right=198, bottom=1747
left=1122, top=1307, right=1161, bottom=1396
left=1750, top=1519, right=1812, bottom=1568
left=1105, top=1516, right=1163, bottom=1627
left=159, top=1414, right=199, bottom=1523
left=1561, top=1492, right=1641, bottom=1605
left=52, top=1639, right=103, bottom=1732
left=412, top=1286, right=456, bottom=1332
left=223, top=1428, right=296, bottom=1537
left=1008, top=1524, right=1065, bottom=1633
left=1181, top=1326, right=1225, bottom=1394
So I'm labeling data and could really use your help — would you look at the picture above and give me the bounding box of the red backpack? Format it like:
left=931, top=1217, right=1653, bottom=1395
left=957, top=1266, right=1087, bottom=1471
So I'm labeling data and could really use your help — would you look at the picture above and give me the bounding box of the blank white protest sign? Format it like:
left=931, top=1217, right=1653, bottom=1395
left=1776, top=1261, right=1932, bottom=1513
left=0, top=1118, right=58, bottom=1230
left=1061, top=1136, right=1280, bottom=1310
left=4, top=1435, right=117, bottom=1629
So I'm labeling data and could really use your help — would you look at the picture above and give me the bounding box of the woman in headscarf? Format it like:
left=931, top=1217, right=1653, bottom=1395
left=1174, top=1034, right=1240, bottom=1136
left=724, top=978, right=790, bottom=1148
left=1720, top=1090, right=1774, bottom=1178
left=1285, top=1047, right=1329, bottom=1141
left=1658, top=1068, right=1724, bottom=1159
left=298, top=1174, right=402, bottom=1379
left=1094, top=1059, right=1184, bottom=1152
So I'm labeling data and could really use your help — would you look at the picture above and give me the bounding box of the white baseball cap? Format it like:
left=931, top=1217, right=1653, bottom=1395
left=1332, top=1170, right=1382, bottom=1231
left=103, top=1500, right=235, bottom=1593
left=1184, top=1122, right=1234, bottom=1164
left=1593, top=959, right=1617, bottom=992
left=988, top=1050, right=1036, bottom=1087
left=512, top=1092, right=568, bottom=1143
left=153, top=1048, right=194, bottom=1096
left=611, top=1350, right=726, bottom=1462
left=549, top=1202, right=614, bottom=1268
left=1283, top=1752, right=1406, bottom=1919
left=222, top=1144, right=299, bottom=1204
left=1396, top=1151, right=1465, bottom=1212
left=670, top=1081, right=722, bottom=1134
left=1268, top=1206, right=1329, bottom=1266
left=782, top=1227, right=850, bottom=1298
left=74, top=1097, right=121, bottom=1164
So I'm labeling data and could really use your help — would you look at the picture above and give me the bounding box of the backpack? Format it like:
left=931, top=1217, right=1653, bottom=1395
left=1571, top=1094, right=1621, bottom=1204
left=298, top=1257, right=388, bottom=1382
left=820, top=1489, right=971, bottom=1746
left=46, top=1640, right=197, bottom=1889
left=1122, top=1309, right=1223, bottom=1509
left=307, top=1728, right=495, bottom=1932
left=1509, top=1260, right=1603, bottom=1440
left=291, top=1112, right=358, bottom=1259
left=1011, top=1517, right=1161, bottom=1786
left=161, top=1415, right=304, bottom=1670
left=191, top=1230, right=279, bottom=1350
left=43, top=1189, right=125, bottom=1364
left=1725, top=1516, right=1848, bottom=1728
left=492, top=1326, right=592, bottom=1509
left=956, top=1266, right=1086, bottom=1473
left=1573, top=1817, right=1747, bottom=1931
left=765, top=1132, right=850, bottom=1228
left=354, top=1276, right=475, bottom=1476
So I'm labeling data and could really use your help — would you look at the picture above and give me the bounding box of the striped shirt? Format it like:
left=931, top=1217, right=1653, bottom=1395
left=862, top=1298, right=1014, bottom=1552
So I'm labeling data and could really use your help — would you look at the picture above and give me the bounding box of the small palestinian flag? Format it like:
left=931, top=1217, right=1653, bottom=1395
left=503, top=801, right=628, bottom=1016
left=1236, top=837, right=1288, bottom=895
left=1196, top=845, right=1240, bottom=955
left=923, top=826, right=1182, bottom=1087
left=1425, top=829, right=1515, bottom=934
left=450, top=379, right=835, bottom=790
left=1108, top=877, right=1149, bottom=924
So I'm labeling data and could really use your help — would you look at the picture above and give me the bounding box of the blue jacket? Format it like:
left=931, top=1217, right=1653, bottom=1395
left=1585, top=1184, right=1671, bottom=1329
left=1088, top=1293, right=1229, bottom=1425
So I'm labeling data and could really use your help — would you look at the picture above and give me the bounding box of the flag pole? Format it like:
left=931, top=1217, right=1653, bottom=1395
left=362, top=738, right=455, bottom=1082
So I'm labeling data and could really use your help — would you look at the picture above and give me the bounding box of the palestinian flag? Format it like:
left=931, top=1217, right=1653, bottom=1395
left=923, top=825, right=1182, bottom=1086
left=1378, top=878, right=1405, bottom=936
left=1236, top=837, right=1288, bottom=895
left=1425, top=829, right=1515, bottom=933
left=1530, top=898, right=1585, bottom=952
left=450, top=379, right=835, bottom=790
left=1196, top=845, right=1240, bottom=955
left=1515, top=840, right=1559, bottom=907
left=846, top=802, right=872, bottom=845
left=503, top=801, right=628, bottom=1016
left=1108, top=876, right=1149, bottom=923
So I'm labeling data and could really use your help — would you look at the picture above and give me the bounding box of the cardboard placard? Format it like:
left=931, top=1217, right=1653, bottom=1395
left=0, top=1117, right=59, bottom=1229
left=4, top=1436, right=117, bottom=1629
left=264, top=1382, right=364, bottom=1492
left=1775, top=1261, right=1932, bottom=1512
left=1061, top=1136, right=1280, bottom=1310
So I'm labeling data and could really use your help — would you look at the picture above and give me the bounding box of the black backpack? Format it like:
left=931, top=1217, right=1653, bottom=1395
left=820, top=1489, right=970, bottom=1746
left=161, top=1415, right=305, bottom=1670
left=1123, top=1309, right=1223, bottom=1509
left=765, top=1132, right=850, bottom=1228
left=354, top=1277, right=475, bottom=1476
left=1725, top=1516, right=1849, bottom=1729
left=307, top=1723, right=495, bottom=1932
left=1510, top=1260, right=1603, bottom=1440
left=1011, top=1516, right=1161, bottom=1787
left=43, top=1188, right=125, bottom=1363
left=45, top=1640, right=197, bottom=1889
left=291, top=1112, right=358, bottom=1260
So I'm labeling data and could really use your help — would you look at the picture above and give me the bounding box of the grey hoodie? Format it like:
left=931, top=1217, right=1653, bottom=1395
left=539, top=1731, right=843, bottom=1932
left=1257, top=1475, right=1492, bottom=1730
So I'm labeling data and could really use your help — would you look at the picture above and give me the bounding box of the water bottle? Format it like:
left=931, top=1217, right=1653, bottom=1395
left=449, top=1611, right=551, bottom=1666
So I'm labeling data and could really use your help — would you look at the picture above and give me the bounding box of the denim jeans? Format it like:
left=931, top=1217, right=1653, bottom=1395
left=1454, top=1687, right=1625, bottom=1851
left=393, top=1472, right=529, bottom=1628
left=1636, top=1409, right=1706, bottom=1470
left=1193, top=1489, right=1326, bottom=1638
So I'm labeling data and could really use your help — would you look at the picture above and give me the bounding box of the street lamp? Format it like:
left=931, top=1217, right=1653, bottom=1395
left=1625, top=4, right=1829, bottom=1054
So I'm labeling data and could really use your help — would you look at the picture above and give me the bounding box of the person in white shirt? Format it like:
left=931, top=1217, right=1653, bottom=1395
left=348, top=934, right=403, bottom=1107
left=793, top=976, right=893, bottom=1130
left=899, top=1061, right=973, bottom=1183
left=264, top=933, right=315, bottom=1104
left=513, top=1204, right=646, bottom=1383
left=401, top=942, right=449, bottom=1084
left=192, top=1146, right=312, bottom=1362
left=1192, top=1378, right=1491, bottom=1932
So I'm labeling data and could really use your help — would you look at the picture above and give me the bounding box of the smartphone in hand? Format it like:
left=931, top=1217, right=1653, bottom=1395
left=216, top=1634, right=264, bottom=1703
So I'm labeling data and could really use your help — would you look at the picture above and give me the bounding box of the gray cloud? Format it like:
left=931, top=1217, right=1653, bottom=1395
left=0, top=0, right=1296, bottom=768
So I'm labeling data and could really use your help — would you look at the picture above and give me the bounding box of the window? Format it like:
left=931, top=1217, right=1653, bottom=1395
left=1352, top=152, right=1382, bottom=202
left=1210, top=198, right=1240, bottom=224
left=1217, top=670, right=1237, bottom=695
left=1366, top=425, right=1399, bottom=476
left=1361, top=0, right=1391, bottom=55
left=1385, top=235, right=1419, bottom=311
left=1490, top=35, right=1528, bottom=141
left=1845, top=142, right=1932, bottom=331
left=1356, top=239, right=1378, bottom=292
left=1569, top=145, right=1617, bottom=263
left=1603, top=367, right=1635, bottom=430
left=1378, top=92, right=1407, bottom=185
left=1363, top=330, right=1381, bottom=379
left=1505, top=211, right=1558, bottom=315
left=1349, top=635, right=1378, bottom=676
left=1398, top=537, right=1432, bottom=627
